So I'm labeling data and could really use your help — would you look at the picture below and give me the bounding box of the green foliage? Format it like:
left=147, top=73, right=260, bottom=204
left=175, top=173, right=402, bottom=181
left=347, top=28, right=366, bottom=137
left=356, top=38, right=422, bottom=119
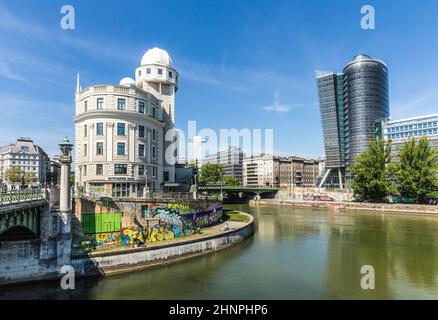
left=24, top=172, right=37, bottom=184
left=199, top=163, right=224, bottom=185
left=4, top=166, right=24, bottom=184
left=222, top=176, right=240, bottom=186
left=351, top=138, right=396, bottom=202
left=225, top=211, right=249, bottom=222
left=394, top=137, right=438, bottom=202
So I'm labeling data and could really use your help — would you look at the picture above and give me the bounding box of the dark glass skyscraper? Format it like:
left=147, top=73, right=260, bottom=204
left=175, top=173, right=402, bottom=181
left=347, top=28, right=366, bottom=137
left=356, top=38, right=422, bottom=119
left=316, top=54, right=389, bottom=188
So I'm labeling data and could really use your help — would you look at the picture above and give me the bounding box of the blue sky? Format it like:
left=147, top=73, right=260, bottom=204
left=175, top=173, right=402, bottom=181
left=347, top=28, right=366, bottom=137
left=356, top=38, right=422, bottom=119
left=0, top=0, right=438, bottom=158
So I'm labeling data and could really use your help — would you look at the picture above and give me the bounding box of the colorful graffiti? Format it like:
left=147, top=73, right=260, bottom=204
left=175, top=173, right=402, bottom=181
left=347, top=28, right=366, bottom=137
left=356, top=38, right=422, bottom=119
left=85, top=200, right=223, bottom=249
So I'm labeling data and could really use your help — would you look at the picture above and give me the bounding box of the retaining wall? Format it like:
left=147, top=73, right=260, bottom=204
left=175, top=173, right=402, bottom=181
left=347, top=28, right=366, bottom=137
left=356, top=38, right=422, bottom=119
left=251, top=199, right=438, bottom=215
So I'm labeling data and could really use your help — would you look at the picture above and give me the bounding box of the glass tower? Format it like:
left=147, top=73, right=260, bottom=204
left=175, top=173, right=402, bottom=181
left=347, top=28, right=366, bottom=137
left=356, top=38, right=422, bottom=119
left=316, top=54, right=389, bottom=188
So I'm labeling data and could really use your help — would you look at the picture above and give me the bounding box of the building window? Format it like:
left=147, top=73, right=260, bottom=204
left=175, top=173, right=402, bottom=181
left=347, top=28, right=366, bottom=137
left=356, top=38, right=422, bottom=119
left=83, top=165, right=87, bottom=176
left=138, top=165, right=145, bottom=176
left=158, top=68, right=163, bottom=75
left=152, top=146, right=156, bottom=158
left=164, top=171, right=169, bottom=182
left=139, top=125, right=145, bottom=138
left=97, top=98, right=104, bottom=110
left=152, top=129, right=156, bottom=141
left=96, top=123, right=104, bottom=135
left=152, top=166, right=157, bottom=177
left=96, top=142, right=104, bottom=155
left=138, top=70, right=141, bottom=76
left=139, top=144, right=145, bottom=157
left=96, top=164, right=103, bottom=175
left=117, top=123, right=125, bottom=136
left=83, top=144, right=87, bottom=156
left=117, top=142, right=125, bottom=155
left=169, top=71, right=173, bottom=78
left=84, top=125, right=87, bottom=137
left=117, top=98, right=126, bottom=110
left=84, top=100, right=88, bottom=112
left=139, top=101, right=145, bottom=113
left=152, top=107, right=156, bottom=118
left=146, top=68, right=151, bottom=74
left=115, top=164, right=127, bottom=175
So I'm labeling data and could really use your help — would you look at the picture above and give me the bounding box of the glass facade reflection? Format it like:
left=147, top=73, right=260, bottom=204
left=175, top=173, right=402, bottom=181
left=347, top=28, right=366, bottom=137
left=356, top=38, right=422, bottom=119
left=316, top=54, right=389, bottom=187
left=343, top=55, right=389, bottom=179
left=316, top=73, right=343, bottom=169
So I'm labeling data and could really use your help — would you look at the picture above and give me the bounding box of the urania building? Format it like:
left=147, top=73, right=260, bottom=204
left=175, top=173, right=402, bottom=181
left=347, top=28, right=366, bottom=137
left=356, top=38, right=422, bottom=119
left=74, top=48, right=179, bottom=197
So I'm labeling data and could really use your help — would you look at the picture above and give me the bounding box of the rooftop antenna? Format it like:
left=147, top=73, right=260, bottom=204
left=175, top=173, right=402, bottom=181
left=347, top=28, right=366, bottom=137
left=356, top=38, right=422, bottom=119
left=76, top=73, right=81, bottom=93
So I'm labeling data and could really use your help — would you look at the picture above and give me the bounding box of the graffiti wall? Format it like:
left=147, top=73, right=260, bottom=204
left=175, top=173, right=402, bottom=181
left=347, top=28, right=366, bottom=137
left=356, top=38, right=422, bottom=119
left=83, top=200, right=223, bottom=249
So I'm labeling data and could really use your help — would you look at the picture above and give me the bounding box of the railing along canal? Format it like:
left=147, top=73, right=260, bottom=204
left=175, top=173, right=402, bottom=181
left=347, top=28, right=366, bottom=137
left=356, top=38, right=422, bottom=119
left=0, top=189, right=45, bottom=206
left=76, top=190, right=222, bottom=202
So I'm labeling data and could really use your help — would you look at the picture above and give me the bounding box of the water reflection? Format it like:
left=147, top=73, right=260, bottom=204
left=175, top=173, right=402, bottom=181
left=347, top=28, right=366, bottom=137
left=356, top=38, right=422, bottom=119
left=1, top=205, right=438, bottom=299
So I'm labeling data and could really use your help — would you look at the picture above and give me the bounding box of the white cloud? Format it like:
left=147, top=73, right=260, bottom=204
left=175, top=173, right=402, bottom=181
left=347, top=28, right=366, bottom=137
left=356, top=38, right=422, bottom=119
left=263, top=102, right=291, bottom=112
left=262, top=93, right=303, bottom=112
left=391, top=87, right=438, bottom=119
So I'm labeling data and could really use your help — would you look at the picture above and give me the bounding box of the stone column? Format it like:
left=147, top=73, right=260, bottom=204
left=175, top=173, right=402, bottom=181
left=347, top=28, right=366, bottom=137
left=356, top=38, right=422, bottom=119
left=56, top=137, right=73, bottom=267
left=59, top=155, right=72, bottom=233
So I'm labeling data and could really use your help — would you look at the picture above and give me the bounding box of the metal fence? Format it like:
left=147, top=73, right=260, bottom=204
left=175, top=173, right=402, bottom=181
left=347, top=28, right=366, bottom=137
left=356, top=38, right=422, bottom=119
left=76, top=190, right=221, bottom=202
left=0, top=189, right=46, bottom=205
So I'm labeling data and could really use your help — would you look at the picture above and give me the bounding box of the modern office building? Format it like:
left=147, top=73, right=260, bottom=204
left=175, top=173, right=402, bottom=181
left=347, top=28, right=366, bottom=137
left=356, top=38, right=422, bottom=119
left=242, top=154, right=319, bottom=188
left=379, top=114, right=438, bottom=161
left=74, top=47, right=179, bottom=197
left=316, top=54, right=389, bottom=188
left=201, top=147, right=244, bottom=183
left=0, top=137, right=50, bottom=189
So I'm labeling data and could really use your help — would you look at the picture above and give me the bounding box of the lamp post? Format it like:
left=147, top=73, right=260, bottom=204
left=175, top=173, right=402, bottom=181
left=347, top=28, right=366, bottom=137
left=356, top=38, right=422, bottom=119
left=59, top=137, right=73, bottom=234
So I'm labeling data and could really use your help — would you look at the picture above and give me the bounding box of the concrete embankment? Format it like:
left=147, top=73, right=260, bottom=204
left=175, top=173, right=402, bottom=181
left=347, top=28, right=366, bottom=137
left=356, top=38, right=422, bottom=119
left=250, top=199, right=438, bottom=216
left=0, top=212, right=254, bottom=286
left=70, top=211, right=254, bottom=277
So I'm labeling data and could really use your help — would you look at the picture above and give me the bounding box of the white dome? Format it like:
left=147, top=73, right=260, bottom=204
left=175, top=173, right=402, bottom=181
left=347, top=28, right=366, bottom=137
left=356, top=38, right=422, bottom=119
left=141, top=47, right=173, bottom=66
left=119, top=77, right=135, bottom=86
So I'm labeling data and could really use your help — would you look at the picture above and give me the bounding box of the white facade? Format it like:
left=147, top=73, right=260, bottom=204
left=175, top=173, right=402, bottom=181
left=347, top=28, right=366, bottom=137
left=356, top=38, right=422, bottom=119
left=243, top=155, right=276, bottom=187
left=243, top=154, right=320, bottom=187
left=0, top=138, right=50, bottom=189
left=74, top=48, right=179, bottom=197
left=382, top=114, right=438, bottom=161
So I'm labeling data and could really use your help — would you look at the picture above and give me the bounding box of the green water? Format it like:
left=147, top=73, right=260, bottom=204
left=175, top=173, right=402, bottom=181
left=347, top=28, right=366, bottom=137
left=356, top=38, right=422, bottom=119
left=2, top=204, right=438, bottom=299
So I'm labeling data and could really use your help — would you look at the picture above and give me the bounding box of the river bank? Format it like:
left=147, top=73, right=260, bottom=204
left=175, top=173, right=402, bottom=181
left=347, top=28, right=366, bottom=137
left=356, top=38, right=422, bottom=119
left=71, top=211, right=254, bottom=277
left=3, top=204, right=438, bottom=299
left=250, top=199, right=438, bottom=216
left=0, top=211, right=254, bottom=287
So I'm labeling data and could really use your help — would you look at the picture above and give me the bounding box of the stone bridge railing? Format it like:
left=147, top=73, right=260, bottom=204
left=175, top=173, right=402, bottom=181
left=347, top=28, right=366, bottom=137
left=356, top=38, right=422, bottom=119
left=0, top=189, right=46, bottom=206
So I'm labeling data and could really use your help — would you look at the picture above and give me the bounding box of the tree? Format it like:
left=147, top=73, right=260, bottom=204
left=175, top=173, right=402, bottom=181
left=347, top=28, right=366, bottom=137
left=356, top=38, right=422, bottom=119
left=198, top=163, right=224, bottom=185
left=4, top=166, right=24, bottom=185
left=351, top=138, right=396, bottom=202
left=222, top=176, right=240, bottom=186
left=24, top=172, right=38, bottom=185
left=395, top=137, right=438, bottom=202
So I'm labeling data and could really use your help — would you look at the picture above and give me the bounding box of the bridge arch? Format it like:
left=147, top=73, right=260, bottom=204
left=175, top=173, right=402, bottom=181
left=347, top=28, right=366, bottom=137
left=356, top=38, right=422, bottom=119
left=0, top=226, right=37, bottom=241
left=0, top=205, right=43, bottom=237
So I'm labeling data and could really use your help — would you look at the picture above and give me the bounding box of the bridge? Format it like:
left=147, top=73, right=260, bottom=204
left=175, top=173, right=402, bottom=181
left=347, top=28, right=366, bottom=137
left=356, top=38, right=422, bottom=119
left=0, top=190, right=47, bottom=241
left=198, top=185, right=279, bottom=203
left=198, top=185, right=279, bottom=193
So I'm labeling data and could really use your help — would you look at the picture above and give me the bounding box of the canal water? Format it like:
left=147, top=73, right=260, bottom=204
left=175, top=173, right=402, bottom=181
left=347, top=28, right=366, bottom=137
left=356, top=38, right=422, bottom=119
left=2, top=204, right=438, bottom=299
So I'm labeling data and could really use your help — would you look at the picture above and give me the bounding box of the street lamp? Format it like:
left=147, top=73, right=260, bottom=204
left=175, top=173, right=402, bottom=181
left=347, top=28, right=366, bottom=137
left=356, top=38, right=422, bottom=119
left=59, top=137, right=73, bottom=158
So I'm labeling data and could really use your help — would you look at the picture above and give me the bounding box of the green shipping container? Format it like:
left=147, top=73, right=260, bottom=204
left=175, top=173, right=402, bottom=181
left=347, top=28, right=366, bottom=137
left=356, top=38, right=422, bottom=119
left=82, top=212, right=122, bottom=234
